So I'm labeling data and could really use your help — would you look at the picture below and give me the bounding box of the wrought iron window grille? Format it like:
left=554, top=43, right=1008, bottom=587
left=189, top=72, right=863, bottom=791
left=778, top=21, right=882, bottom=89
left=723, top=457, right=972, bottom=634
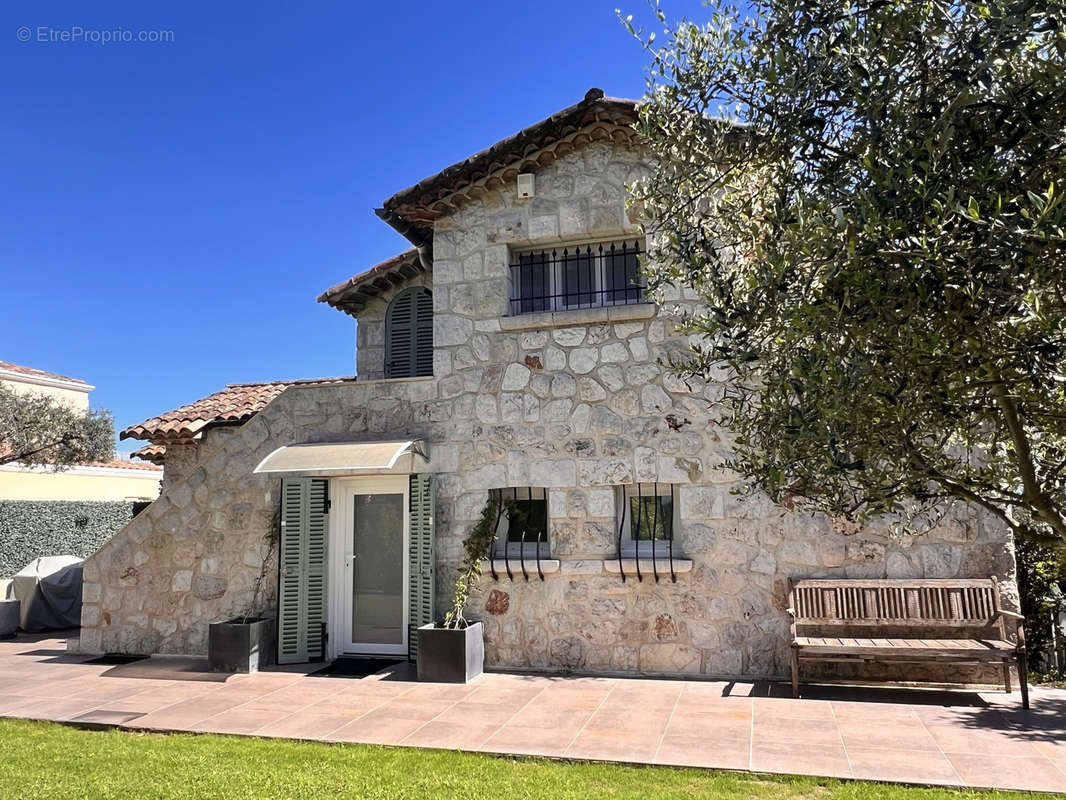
left=508, top=239, right=645, bottom=316
left=488, top=487, right=547, bottom=582
left=616, top=483, right=679, bottom=583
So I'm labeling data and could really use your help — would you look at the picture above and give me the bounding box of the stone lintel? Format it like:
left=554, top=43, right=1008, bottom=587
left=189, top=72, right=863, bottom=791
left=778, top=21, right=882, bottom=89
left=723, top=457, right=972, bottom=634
left=499, top=303, right=657, bottom=332
left=288, top=375, right=435, bottom=391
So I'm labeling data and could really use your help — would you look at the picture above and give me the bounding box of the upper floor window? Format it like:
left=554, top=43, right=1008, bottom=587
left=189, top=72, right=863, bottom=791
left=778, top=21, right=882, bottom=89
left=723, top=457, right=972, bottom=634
left=508, top=239, right=644, bottom=315
left=385, top=287, right=433, bottom=379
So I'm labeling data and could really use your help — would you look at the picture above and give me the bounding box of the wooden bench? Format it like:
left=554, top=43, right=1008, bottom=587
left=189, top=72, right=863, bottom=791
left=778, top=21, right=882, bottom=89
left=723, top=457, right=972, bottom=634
left=787, top=578, right=1028, bottom=709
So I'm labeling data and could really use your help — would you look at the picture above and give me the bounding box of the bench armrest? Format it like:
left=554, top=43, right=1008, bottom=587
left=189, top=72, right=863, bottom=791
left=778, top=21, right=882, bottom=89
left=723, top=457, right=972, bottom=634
left=786, top=607, right=796, bottom=617
left=998, top=609, right=1025, bottom=621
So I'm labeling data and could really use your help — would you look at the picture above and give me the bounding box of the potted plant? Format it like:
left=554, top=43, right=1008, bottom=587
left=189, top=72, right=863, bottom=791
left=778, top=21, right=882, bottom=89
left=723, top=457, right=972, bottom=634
left=417, top=492, right=522, bottom=683
left=208, top=515, right=278, bottom=673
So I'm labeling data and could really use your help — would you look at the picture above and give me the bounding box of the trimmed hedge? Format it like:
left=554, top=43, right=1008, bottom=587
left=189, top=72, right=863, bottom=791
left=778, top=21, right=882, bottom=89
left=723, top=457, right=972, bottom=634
left=0, top=501, right=133, bottom=578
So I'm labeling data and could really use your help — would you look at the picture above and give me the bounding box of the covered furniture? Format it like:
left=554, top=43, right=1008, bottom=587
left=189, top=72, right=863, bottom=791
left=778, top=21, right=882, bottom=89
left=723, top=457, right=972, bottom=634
left=0, top=579, right=17, bottom=638
left=788, top=578, right=1028, bottom=709
left=10, top=556, right=84, bottom=632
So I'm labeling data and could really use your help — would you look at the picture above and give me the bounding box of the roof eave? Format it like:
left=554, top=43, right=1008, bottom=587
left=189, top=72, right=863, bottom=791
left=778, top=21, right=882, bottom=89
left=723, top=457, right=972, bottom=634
left=320, top=89, right=651, bottom=319
left=382, top=89, right=640, bottom=214
left=119, top=421, right=209, bottom=442
left=317, top=248, right=426, bottom=317
left=120, top=377, right=358, bottom=443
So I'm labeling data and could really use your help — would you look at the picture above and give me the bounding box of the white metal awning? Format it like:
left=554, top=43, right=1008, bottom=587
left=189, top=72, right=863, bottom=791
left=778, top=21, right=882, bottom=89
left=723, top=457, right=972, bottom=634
left=252, top=439, right=429, bottom=476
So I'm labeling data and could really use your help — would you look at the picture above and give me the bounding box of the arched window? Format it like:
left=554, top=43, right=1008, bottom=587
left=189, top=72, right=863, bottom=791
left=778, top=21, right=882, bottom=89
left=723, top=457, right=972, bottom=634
left=385, top=287, right=433, bottom=378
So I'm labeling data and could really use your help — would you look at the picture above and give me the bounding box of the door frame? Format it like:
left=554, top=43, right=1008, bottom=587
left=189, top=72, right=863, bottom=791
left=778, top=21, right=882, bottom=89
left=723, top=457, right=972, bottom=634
left=326, top=475, right=410, bottom=660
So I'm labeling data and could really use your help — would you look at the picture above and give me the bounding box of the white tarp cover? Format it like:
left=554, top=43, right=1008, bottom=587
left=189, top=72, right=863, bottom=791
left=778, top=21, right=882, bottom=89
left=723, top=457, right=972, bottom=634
left=11, top=556, right=83, bottom=632
left=252, top=440, right=428, bottom=475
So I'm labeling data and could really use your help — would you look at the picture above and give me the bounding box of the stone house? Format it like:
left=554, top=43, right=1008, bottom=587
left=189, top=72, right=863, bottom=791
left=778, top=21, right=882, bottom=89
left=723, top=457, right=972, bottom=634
left=77, top=89, right=1018, bottom=681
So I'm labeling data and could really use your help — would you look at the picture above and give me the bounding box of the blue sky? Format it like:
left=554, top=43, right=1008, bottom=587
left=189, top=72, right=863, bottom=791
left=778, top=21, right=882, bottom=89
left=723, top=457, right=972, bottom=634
left=1, top=1, right=702, bottom=449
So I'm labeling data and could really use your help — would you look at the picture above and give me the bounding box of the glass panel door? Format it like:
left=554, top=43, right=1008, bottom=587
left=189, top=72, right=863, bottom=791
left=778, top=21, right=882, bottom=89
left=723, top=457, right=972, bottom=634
left=344, top=486, right=407, bottom=654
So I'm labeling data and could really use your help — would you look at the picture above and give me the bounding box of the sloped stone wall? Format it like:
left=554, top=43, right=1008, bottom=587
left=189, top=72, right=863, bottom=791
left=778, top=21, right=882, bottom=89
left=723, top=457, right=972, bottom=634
left=77, top=379, right=437, bottom=656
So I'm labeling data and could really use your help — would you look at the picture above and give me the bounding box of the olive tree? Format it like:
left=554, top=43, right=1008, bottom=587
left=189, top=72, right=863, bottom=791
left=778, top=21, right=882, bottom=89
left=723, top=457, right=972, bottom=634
left=625, top=0, right=1066, bottom=544
left=0, top=384, right=114, bottom=468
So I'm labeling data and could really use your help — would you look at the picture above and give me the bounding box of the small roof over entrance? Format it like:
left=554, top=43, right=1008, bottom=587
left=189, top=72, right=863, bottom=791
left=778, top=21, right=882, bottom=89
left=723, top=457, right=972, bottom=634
left=253, top=440, right=429, bottom=476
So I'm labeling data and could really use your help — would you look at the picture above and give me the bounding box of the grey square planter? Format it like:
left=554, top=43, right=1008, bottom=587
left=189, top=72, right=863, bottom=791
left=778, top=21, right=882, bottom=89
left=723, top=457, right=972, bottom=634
left=416, top=621, right=484, bottom=683
left=0, top=600, right=19, bottom=639
left=208, top=617, right=275, bottom=673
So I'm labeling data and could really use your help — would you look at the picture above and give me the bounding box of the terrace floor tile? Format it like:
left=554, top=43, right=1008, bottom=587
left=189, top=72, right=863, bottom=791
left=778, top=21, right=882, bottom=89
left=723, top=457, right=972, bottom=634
left=1, top=634, right=1062, bottom=792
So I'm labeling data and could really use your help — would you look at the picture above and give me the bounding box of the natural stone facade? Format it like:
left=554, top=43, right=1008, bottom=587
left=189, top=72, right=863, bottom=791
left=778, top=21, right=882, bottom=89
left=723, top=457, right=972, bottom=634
left=79, top=135, right=1019, bottom=683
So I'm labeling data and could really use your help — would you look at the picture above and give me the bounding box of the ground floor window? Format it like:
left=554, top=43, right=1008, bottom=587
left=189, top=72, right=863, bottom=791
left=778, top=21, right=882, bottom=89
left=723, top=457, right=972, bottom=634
left=493, top=487, right=549, bottom=557
left=617, top=484, right=678, bottom=556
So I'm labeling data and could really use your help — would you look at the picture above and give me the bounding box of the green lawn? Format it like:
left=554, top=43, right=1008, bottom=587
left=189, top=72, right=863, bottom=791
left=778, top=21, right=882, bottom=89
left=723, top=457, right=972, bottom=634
left=0, top=718, right=1043, bottom=800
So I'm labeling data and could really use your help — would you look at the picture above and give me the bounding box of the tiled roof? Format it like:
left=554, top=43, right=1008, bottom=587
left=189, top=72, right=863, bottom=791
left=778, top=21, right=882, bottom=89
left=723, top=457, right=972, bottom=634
left=130, top=444, right=166, bottom=466
left=88, top=458, right=163, bottom=472
left=378, top=88, right=641, bottom=248
left=120, top=377, right=356, bottom=443
left=318, top=90, right=641, bottom=318
left=0, top=360, right=89, bottom=385
left=317, top=249, right=425, bottom=317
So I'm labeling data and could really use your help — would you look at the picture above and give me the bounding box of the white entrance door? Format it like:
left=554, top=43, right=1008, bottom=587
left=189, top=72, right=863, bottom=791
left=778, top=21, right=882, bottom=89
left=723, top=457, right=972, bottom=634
left=330, top=476, right=409, bottom=657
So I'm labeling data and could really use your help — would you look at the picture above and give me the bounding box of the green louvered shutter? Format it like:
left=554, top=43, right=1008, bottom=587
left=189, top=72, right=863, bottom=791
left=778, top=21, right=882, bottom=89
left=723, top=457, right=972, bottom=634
left=408, top=473, right=435, bottom=660
left=277, top=477, right=328, bottom=664
left=386, top=287, right=433, bottom=378
left=414, top=288, right=434, bottom=377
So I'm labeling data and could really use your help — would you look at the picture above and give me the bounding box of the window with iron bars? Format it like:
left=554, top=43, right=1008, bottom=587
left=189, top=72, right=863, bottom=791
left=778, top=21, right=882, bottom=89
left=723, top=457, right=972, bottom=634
left=488, top=487, right=550, bottom=581
left=508, top=239, right=645, bottom=315
left=615, top=483, right=682, bottom=583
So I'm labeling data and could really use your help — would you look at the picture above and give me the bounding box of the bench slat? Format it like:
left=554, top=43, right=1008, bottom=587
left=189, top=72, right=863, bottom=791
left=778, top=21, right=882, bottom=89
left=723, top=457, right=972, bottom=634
left=793, top=579, right=996, bottom=588
left=791, top=578, right=999, bottom=626
left=794, top=636, right=1015, bottom=658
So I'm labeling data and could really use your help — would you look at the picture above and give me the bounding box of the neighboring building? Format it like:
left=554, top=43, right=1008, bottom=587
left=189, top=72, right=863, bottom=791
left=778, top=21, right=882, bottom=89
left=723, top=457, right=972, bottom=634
left=0, top=361, right=162, bottom=578
left=78, top=90, right=1018, bottom=681
left=0, top=361, right=162, bottom=503
left=0, top=360, right=93, bottom=410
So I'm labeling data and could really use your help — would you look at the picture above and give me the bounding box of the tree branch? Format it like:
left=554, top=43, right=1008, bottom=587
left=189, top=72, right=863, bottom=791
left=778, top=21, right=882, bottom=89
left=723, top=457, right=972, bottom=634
left=991, top=380, right=1066, bottom=540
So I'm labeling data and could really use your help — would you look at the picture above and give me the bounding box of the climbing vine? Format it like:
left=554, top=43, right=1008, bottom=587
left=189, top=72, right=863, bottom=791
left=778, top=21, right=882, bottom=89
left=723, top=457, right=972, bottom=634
left=442, top=491, right=528, bottom=629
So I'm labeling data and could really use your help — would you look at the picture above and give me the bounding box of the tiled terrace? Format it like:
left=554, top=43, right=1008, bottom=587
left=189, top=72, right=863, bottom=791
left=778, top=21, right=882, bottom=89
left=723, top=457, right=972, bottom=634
left=1, top=634, right=1064, bottom=793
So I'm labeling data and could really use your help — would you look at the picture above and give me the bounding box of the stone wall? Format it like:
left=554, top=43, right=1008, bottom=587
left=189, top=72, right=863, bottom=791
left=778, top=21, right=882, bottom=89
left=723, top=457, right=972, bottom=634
left=421, top=137, right=1016, bottom=678
left=78, top=379, right=437, bottom=656
left=77, top=136, right=1019, bottom=683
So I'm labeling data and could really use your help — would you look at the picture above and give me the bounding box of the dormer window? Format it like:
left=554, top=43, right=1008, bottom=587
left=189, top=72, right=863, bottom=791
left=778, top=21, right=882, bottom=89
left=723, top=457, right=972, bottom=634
left=385, top=287, right=433, bottom=378
left=508, top=239, right=644, bottom=315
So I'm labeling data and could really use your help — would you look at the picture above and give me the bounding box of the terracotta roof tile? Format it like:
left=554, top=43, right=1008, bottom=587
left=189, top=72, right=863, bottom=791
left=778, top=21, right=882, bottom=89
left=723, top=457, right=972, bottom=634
left=317, top=91, right=646, bottom=318
left=88, top=458, right=163, bottom=472
left=317, top=249, right=425, bottom=317
left=378, top=89, right=641, bottom=247
left=130, top=444, right=166, bottom=465
left=120, top=377, right=356, bottom=442
left=0, top=360, right=89, bottom=385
